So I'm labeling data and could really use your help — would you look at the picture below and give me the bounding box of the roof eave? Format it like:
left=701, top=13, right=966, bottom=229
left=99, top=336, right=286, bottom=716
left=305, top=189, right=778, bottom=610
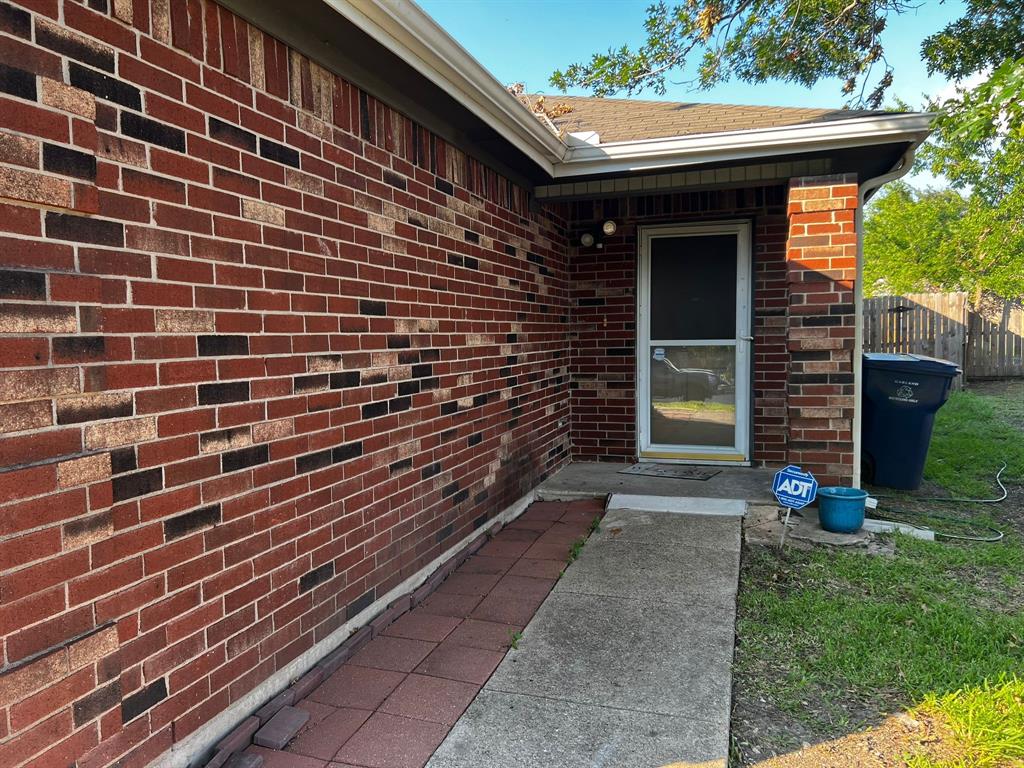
left=317, top=2, right=934, bottom=183
left=332, top=0, right=567, bottom=174
left=552, top=113, right=935, bottom=178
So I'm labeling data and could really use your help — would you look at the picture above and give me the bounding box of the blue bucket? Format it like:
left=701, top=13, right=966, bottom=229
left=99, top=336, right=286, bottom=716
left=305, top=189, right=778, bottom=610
left=817, top=487, right=868, bottom=533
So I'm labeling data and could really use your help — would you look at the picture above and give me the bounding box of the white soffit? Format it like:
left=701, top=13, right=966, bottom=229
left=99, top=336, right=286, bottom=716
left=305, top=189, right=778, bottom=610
left=535, top=157, right=833, bottom=199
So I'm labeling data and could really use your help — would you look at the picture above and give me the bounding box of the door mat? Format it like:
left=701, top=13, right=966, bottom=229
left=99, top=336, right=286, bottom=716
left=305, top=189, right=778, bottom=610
left=618, top=464, right=721, bottom=481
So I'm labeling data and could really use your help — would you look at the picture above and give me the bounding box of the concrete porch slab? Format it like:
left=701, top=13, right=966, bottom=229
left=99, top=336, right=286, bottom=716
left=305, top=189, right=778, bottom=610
left=537, top=460, right=775, bottom=503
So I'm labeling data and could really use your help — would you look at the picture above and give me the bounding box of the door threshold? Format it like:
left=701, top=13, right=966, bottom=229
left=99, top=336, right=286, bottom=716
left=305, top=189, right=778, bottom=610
left=638, top=453, right=751, bottom=467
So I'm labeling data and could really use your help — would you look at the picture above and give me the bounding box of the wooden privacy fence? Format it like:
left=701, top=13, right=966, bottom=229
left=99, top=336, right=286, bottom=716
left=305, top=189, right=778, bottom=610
left=864, top=292, right=1024, bottom=381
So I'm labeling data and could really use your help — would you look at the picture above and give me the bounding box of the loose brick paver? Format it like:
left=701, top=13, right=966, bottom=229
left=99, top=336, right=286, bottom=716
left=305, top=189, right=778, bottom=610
left=239, top=499, right=602, bottom=768
left=254, top=706, right=311, bottom=749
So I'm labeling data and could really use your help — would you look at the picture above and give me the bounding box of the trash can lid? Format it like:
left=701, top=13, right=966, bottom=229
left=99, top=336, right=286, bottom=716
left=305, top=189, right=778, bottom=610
left=863, top=352, right=962, bottom=376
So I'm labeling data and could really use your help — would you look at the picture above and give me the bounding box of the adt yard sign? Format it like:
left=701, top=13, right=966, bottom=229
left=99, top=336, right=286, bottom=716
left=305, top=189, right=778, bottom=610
left=772, top=465, right=818, bottom=510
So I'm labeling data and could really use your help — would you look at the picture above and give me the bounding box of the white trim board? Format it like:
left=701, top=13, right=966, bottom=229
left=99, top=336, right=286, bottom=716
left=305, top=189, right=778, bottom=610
left=608, top=494, right=747, bottom=517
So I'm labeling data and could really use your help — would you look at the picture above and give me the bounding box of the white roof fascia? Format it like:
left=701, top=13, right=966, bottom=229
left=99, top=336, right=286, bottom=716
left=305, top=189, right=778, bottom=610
left=331, top=0, right=567, bottom=174
left=552, top=113, right=934, bottom=177
left=321, top=2, right=934, bottom=183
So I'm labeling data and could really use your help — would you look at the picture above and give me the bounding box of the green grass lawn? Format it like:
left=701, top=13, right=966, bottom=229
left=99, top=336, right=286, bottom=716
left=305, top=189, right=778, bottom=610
left=734, top=387, right=1024, bottom=766
left=924, top=389, right=1024, bottom=498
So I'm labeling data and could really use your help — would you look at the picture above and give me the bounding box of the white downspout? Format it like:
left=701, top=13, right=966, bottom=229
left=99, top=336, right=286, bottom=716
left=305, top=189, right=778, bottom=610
left=852, top=143, right=922, bottom=488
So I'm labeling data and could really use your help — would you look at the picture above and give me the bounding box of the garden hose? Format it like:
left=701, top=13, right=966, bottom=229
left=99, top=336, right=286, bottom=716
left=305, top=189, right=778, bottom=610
left=870, top=462, right=1008, bottom=504
left=866, top=462, right=1009, bottom=543
left=868, top=508, right=1005, bottom=542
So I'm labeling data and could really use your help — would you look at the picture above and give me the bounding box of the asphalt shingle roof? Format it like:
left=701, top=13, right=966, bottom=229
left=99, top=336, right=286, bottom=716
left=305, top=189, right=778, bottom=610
left=530, top=95, right=884, bottom=144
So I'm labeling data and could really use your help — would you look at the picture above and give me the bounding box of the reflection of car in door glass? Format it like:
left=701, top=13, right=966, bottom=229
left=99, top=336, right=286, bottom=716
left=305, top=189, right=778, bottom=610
left=651, top=356, right=721, bottom=401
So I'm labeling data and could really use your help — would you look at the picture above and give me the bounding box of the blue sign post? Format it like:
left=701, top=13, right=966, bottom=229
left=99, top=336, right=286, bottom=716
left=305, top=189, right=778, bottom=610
left=772, top=465, right=818, bottom=547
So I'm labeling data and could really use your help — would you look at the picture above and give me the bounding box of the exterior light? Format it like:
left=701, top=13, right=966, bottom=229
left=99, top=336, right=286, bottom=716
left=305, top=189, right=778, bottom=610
left=580, top=232, right=595, bottom=247
left=602, top=220, right=617, bottom=236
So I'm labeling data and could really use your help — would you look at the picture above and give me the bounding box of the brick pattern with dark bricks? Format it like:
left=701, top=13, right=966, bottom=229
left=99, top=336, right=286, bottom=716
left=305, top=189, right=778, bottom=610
left=784, top=174, right=860, bottom=485
left=0, top=2, right=569, bottom=767
left=240, top=498, right=603, bottom=768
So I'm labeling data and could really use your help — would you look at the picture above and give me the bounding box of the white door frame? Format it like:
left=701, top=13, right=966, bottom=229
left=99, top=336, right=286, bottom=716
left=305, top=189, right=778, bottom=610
left=636, top=221, right=752, bottom=464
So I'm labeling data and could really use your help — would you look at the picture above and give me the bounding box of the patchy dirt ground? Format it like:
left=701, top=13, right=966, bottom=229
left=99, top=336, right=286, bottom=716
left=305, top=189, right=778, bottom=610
left=738, top=711, right=960, bottom=768
left=730, top=379, right=1024, bottom=767
left=732, top=490, right=1024, bottom=766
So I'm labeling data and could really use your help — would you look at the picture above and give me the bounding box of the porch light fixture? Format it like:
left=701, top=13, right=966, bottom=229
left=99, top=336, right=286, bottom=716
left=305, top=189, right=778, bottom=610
left=579, top=220, right=617, bottom=248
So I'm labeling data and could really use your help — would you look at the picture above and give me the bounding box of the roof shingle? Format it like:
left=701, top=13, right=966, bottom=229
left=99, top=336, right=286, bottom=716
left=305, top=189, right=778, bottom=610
left=530, top=95, right=884, bottom=144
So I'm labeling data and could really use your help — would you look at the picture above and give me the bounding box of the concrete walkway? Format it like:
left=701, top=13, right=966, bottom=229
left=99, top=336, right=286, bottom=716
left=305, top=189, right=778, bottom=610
left=427, top=496, right=743, bottom=768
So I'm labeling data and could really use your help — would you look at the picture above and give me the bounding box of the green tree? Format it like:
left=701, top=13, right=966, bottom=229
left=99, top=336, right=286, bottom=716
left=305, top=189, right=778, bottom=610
left=916, top=58, right=1024, bottom=302
left=550, top=1, right=1022, bottom=112
left=863, top=181, right=964, bottom=297
left=864, top=181, right=1024, bottom=300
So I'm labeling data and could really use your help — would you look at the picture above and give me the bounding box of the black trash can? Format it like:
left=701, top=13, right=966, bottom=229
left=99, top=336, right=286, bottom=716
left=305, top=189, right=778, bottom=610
left=861, top=353, right=961, bottom=490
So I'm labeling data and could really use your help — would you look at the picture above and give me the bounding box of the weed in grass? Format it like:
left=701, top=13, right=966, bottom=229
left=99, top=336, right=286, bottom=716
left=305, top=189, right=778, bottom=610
left=588, top=515, right=601, bottom=535
left=509, top=630, right=523, bottom=650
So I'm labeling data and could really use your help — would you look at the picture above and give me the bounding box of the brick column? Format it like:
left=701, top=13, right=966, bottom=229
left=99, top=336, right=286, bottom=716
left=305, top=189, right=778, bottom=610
left=785, top=174, right=859, bottom=485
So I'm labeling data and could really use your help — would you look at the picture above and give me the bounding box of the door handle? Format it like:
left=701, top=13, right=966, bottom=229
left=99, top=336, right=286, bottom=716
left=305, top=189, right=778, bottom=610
left=740, top=335, right=754, bottom=342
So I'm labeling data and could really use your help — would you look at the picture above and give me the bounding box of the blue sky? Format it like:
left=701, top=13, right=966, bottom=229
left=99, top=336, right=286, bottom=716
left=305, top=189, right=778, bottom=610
left=419, top=0, right=966, bottom=185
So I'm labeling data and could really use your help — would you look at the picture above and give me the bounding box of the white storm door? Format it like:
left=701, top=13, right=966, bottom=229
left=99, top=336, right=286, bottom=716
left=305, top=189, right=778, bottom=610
left=637, top=222, right=752, bottom=463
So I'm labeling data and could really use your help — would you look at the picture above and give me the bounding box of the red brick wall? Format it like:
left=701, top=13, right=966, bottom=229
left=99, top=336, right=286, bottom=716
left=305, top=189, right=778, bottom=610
left=0, top=2, right=570, bottom=766
left=785, top=174, right=859, bottom=485
left=559, top=187, right=791, bottom=464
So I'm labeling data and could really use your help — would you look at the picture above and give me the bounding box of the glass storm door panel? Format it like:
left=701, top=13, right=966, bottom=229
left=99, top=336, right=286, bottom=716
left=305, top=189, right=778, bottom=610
left=637, top=223, right=752, bottom=462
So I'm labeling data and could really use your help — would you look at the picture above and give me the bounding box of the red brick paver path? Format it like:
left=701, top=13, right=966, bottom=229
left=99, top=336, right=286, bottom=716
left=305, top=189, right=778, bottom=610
left=243, top=498, right=603, bottom=768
